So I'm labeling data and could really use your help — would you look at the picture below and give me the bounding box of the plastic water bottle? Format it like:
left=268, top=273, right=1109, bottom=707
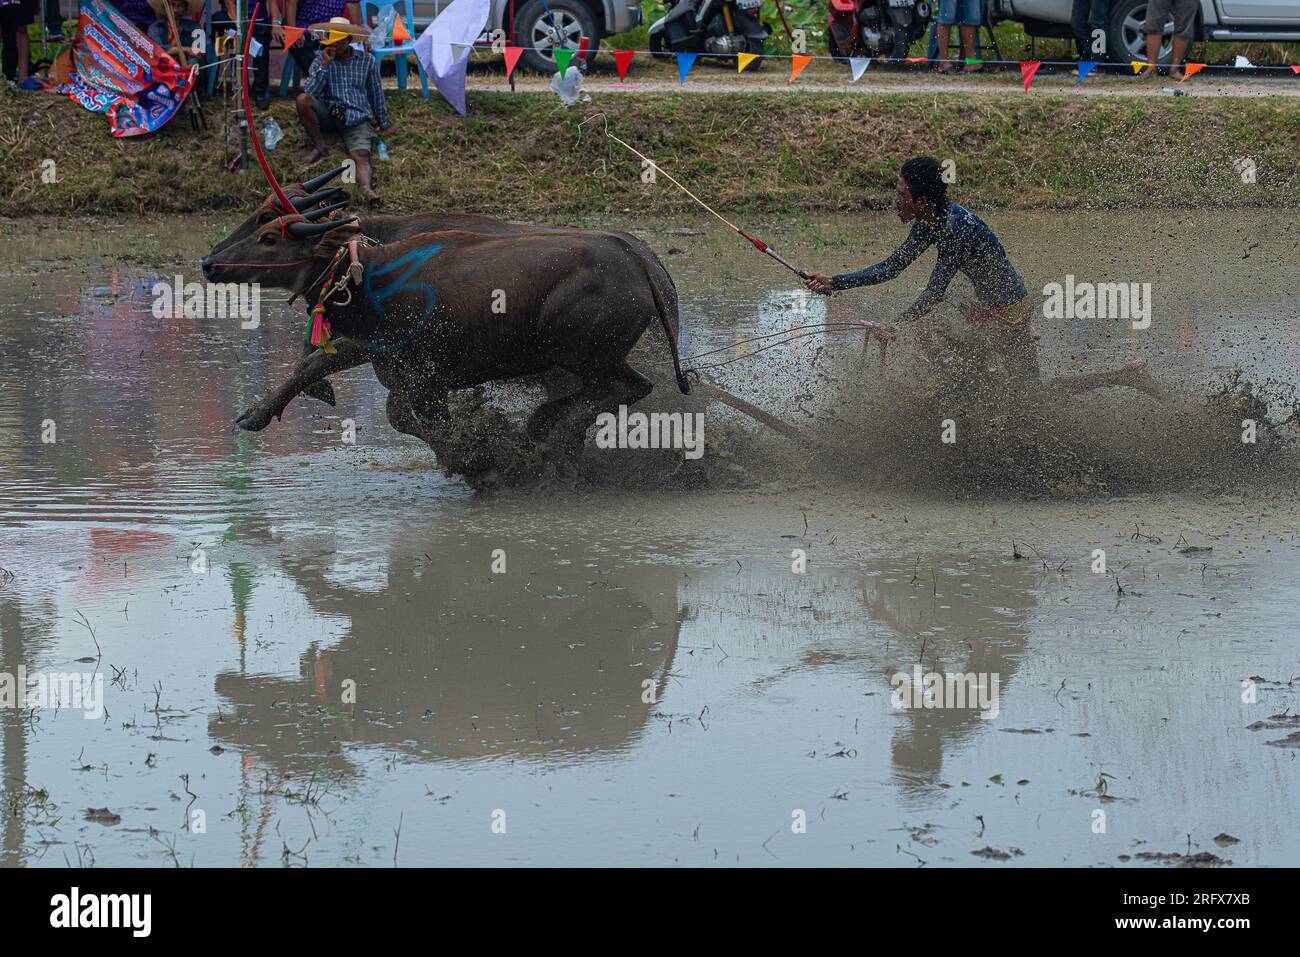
left=1161, top=87, right=1188, bottom=97
left=264, top=116, right=284, bottom=150
left=376, top=139, right=389, bottom=162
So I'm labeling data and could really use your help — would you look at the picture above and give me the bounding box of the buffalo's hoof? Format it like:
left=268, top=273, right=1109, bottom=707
left=303, top=379, right=336, bottom=406
left=235, top=406, right=276, bottom=432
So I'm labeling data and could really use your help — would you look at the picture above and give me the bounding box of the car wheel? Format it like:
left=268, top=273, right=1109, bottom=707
left=1108, top=0, right=1175, bottom=64
left=514, top=0, right=601, bottom=74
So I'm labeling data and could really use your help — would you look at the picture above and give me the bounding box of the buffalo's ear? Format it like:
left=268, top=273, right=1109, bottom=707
left=315, top=219, right=364, bottom=252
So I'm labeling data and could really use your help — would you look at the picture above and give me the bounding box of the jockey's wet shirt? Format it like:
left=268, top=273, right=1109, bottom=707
left=832, top=202, right=1027, bottom=321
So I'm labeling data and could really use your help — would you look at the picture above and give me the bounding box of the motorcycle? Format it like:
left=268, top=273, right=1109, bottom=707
left=648, top=0, right=771, bottom=63
left=827, top=0, right=931, bottom=60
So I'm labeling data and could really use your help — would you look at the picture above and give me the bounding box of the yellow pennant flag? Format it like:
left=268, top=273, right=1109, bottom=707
left=1131, top=60, right=1149, bottom=74
left=789, top=54, right=813, bottom=83
left=1181, top=62, right=1206, bottom=81
left=738, top=52, right=758, bottom=74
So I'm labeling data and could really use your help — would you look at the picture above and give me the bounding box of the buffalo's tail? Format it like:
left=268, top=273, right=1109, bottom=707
left=635, top=245, right=690, bottom=395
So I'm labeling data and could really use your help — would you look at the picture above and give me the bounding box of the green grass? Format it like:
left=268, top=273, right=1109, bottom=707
left=6, top=85, right=1298, bottom=218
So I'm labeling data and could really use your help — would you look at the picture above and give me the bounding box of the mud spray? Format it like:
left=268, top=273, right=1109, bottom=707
left=424, top=293, right=1298, bottom=497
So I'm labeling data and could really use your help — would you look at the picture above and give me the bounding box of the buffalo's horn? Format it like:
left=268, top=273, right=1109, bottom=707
left=286, top=217, right=355, bottom=239
left=301, top=200, right=351, bottom=222
left=290, top=187, right=347, bottom=211
left=300, top=166, right=348, bottom=194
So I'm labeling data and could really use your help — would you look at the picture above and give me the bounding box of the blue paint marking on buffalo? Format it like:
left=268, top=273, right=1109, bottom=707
left=360, top=243, right=444, bottom=355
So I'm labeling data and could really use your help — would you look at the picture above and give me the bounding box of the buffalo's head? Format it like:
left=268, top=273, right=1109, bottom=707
left=207, top=166, right=351, bottom=261
left=202, top=208, right=364, bottom=295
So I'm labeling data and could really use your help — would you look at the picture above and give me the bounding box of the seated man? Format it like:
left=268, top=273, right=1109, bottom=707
left=294, top=17, right=389, bottom=201
left=145, top=0, right=203, bottom=60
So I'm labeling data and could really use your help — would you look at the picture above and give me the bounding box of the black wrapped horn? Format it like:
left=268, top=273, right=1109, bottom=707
left=286, top=216, right=357, bottom=239
left=301, top=200, right=351, bottom=222
left=300, top=165, right=348, bottom=194
left=290, top=187, right=347, bottom=211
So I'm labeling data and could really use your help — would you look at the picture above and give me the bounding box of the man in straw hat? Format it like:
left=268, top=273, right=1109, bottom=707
left=294, top=16, right=389, bottom=200
left=145, top=0, right=203, bottom=59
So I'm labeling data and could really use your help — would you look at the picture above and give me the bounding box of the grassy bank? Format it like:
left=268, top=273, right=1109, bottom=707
left=3, top=86, right=1298, bottom=219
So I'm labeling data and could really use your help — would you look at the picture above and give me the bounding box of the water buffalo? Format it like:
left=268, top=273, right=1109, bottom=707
left=205, top=171, right=681, bottom=418
left=204, top=216, right=689, bottom=466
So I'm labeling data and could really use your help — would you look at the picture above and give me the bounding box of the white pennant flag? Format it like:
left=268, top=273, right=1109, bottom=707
left=249, top=36, right=264, bottom=58
left=849, top=57, right=871, bottom=82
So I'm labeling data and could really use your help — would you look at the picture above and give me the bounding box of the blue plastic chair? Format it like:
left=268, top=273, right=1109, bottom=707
left=280, top=55, right=303, bottom=96
left=360, top=0, right=430, bottom=97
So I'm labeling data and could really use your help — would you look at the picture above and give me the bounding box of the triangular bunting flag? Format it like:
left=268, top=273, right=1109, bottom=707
left=392, top=13, right=412, bottom=42
left=1077, top=60, right=1099, bottom=83
left=1131, top=60, right=1149, bottom=74
left=1180, top=62, right=1205, bottom=81
left=737, top=51, right=758, bottom=73
left=1291, top=65, right=1300, bottom=74
left=905, top=56, right=927, bottom=63
left=677, top=52, right=697, bottom=84
left=849, top=57, right=870, bottom=82
left=283, top=25, right=305, bottom=48
left=789, top=54, right=812, bottom=83
left=503, top=45, right=523, bottom=79
left=1019, top=60, right=1041, bottom=91
left=553, top=48, right=573, bottom=76
left=613, top=49, right=634, bottom=81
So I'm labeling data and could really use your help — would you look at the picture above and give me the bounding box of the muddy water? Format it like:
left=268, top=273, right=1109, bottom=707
left=0, top=212, right=1297, bottom=867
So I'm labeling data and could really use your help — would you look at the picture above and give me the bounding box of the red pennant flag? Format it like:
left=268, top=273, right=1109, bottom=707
left=789, top=54, right=812, bottom=83
left=503, top=46, right=524, bottom=80
left=905, top=56, right=927, bottom=63
left=577, top=36, right=589, bottom=61
left=282, top=25, right=306, bottom=48
left=1292, top=65, right=1300, bottom=74
left=613, top=49, right=634, bottom=82
left=1020, top=60, right=1041, bottom=91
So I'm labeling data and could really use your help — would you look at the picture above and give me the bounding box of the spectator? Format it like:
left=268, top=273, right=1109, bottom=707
left=271, top=0, right=360, bottom=78
left=116, top=0, right=157, bottom=33
left=0, top=0, right=38, bottom=89
left=294, top=17, right=389, bottom=201
left=213, top=0, right=273, bottom=109
left=1138, top=0, right=1196, bottom=79
left=146, top=0, right=203, bottom=60
left=1071, top=0, right=1109, bottom=60
left=43, top=0, right=64, bottom=42
left=931, top=0, right=983, bottom=73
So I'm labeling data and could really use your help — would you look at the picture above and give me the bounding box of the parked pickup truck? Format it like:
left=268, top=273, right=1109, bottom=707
left=989, top=0, right=1300, bottom=63
left=410, top=0, right=642, bottom=74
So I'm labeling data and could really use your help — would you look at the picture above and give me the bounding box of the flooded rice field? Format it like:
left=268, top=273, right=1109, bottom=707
left=0, top=211, right=1297, bottom=867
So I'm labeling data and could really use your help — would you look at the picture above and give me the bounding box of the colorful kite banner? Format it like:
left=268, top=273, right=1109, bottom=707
left=50, top=0, right=196, bottom=137
left=413, top=0, right=489, bottom=114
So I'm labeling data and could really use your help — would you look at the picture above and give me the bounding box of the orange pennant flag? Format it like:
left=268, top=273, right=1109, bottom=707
left=1180, top=62, right=1205, bottom=81
left=392, top=13, right=412, bottom=43
left=503, top=46, right=524, bottom=80
left=1020, top=60, right=1041, bottom=91
left=282, top=25, right=306, bottom=48
left=789, top=54, right=812, bottom=83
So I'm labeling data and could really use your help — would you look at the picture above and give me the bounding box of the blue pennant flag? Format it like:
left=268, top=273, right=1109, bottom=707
left=1077, top=60, right=1100, bottom=83
left=676, top=52, right=698, bottom=85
